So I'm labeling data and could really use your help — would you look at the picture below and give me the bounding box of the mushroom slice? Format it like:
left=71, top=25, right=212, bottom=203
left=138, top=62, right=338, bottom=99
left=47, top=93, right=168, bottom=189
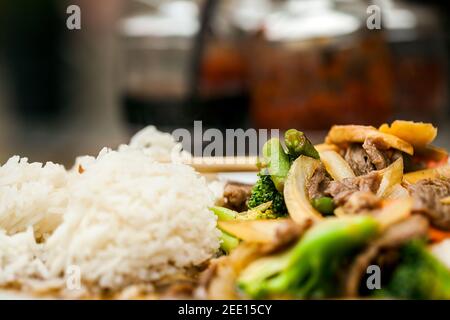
left=325, top=125, right=414, bottom=155
left=284, top=155, right=323, bottom=224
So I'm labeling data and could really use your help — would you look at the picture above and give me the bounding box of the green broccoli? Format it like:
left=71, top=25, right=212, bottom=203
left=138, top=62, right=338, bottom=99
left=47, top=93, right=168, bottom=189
left=238, top=215, right=379, bottom=299
left=247, top=173, right=287, bottom=216
left=382, top=240, right=450, bottom=299
left=249, top=130, right=319, bottom=217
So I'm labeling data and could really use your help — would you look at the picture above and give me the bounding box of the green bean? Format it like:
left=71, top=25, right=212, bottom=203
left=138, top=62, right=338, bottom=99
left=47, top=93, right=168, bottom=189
left=311, top=197, right=335, bottom=215
left=220, top=231, right=240, bottom=254
left=284, top=129, right=320, bottom=160
left=210, top=206, right=238, bottom=221
left=262, top=138, right=291, bottom=192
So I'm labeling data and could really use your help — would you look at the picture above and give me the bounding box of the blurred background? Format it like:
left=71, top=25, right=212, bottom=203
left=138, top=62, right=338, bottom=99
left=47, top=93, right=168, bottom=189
left=0, top=0, right=449, bottom=166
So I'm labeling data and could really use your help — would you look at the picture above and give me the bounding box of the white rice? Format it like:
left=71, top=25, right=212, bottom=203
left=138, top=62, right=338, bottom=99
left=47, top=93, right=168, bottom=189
left=125, top=125, right=189, bottom=163
left=0, top=126, right=221, bottom=292
left=0, top=228, right=52, bottom=286
left=44, top=147, right=220, bottom=289
left=0, top=157, right=67, bottom=237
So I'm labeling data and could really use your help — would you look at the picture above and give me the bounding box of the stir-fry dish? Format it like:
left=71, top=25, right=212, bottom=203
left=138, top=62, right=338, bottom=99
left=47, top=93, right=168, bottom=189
left=0, top=121, right=449, bottom=300
left=208, top=120, right=450, bottom=300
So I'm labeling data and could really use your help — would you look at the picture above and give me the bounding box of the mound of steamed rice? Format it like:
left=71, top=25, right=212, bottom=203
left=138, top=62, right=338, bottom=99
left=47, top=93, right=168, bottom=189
left=0, top=127, right=220, bottom=292
left=44, top=147, right=220, bottom=289
left=0, top=156, right=67, bottom=237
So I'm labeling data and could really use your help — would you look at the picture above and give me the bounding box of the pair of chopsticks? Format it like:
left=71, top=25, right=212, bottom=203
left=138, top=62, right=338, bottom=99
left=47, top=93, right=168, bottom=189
left=184, top=156, right=259, bottom=173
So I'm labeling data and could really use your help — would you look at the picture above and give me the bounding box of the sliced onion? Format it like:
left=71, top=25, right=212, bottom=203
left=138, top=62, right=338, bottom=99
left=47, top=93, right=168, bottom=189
left=384, top=184, right=410, bottom=200
left=314, top=143, right=339, bottom=153
left=377, top=157, right=404, bottom=198
left=319, top=150, right=355, bottom=181
left=218, top=219, right=292, bottom=243
left=403, top=165, right=450, bottom=185
left=284, top=155, right=323, bottom=224
left=374, top=197, right=412, bottom=230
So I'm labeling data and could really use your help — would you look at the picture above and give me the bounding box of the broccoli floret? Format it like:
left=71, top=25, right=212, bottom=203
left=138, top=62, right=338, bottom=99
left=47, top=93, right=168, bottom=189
left=247, top=173, right=287, bottom=216
left=383, top=241, right=450, bottom=299
left=238, top=215, right=379, bottom=299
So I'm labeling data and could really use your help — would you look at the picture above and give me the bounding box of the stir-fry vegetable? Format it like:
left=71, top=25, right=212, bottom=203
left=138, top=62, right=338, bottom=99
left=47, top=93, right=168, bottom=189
left=403, top=165, right=450, bottom=184
left=376, top=157, right=404, bottom=198
left=218, top=219, right=292, bottom=244
left=211, top=206, right=238, bottom=221
left=247, top=174, right=287, bottom=215
left=261, top=138, right=291, bottom=192
left=284, top=155, right=323, bottom=224
left=284, top=129, right=320, bottom=160
left=238, top=215, right=379, bottom=298
left=249, top=130, right=321, bottom=218
left=382, top=240, right=450, bottom=299
left=213, top=204, right=278, bottom=222
left=213, top=121, right=450, bottom=300
left=220, top=231, right=240, bottom=254
left=311, top=197, right=335, bottom=216
left=318, top=149, right=355, bottom=181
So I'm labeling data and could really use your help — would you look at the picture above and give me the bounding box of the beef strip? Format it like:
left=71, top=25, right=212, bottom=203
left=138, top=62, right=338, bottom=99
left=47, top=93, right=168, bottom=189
left=408, top=178, right=450, bottom=230
left=222, top=182, right=253, bottom=212
left=325, top=172, right=381, bottom=206
left=345, top=139, right=403, bottom=176
left=341, top=191, right=381, bottom=215
left=306, top=165, right=332, bottom=200
left=261, top=219, right=312, bottom=254
left=344, top=214, right=429, bottom=297
left=362, top=138, right=389, bottom=170
left=344, top=144, right=374, bottom=176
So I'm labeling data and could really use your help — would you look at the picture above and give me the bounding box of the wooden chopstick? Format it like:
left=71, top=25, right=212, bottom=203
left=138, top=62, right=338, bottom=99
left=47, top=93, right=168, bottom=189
left=184, top=156, right=259, bottom=173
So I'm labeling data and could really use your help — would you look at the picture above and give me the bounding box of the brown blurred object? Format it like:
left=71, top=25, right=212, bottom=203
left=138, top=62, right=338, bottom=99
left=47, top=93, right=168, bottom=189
left=379, top=0, right=448, bottom=122
left=244, top=0, right=394, bottom=130
left=199, top=40, right=248, bottom=99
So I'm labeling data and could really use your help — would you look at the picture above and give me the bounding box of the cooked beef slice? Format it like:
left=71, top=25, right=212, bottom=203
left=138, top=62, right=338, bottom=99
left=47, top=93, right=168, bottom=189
left=325, top=172, right=381, bottom=206
left=362, top=138, right=389, bottom=170
left=344, top=215, right=429, bottom=297
left=345, top=144, right=374, bottom=176
left=306, top=165, right=332, bottom=200
left=262, top=219, right=312, bottom=254
left=345, top=139, right=403, bottom=176
left=222, top=182, right=253, bottom=212
left=408, top=178, right=450, bottom=230
left=341, top=191, right=381, bottom=215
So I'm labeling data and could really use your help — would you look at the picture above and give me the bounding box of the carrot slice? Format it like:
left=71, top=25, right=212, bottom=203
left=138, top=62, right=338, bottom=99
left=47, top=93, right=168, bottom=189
left=429, top=227, right=450, bottom=243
